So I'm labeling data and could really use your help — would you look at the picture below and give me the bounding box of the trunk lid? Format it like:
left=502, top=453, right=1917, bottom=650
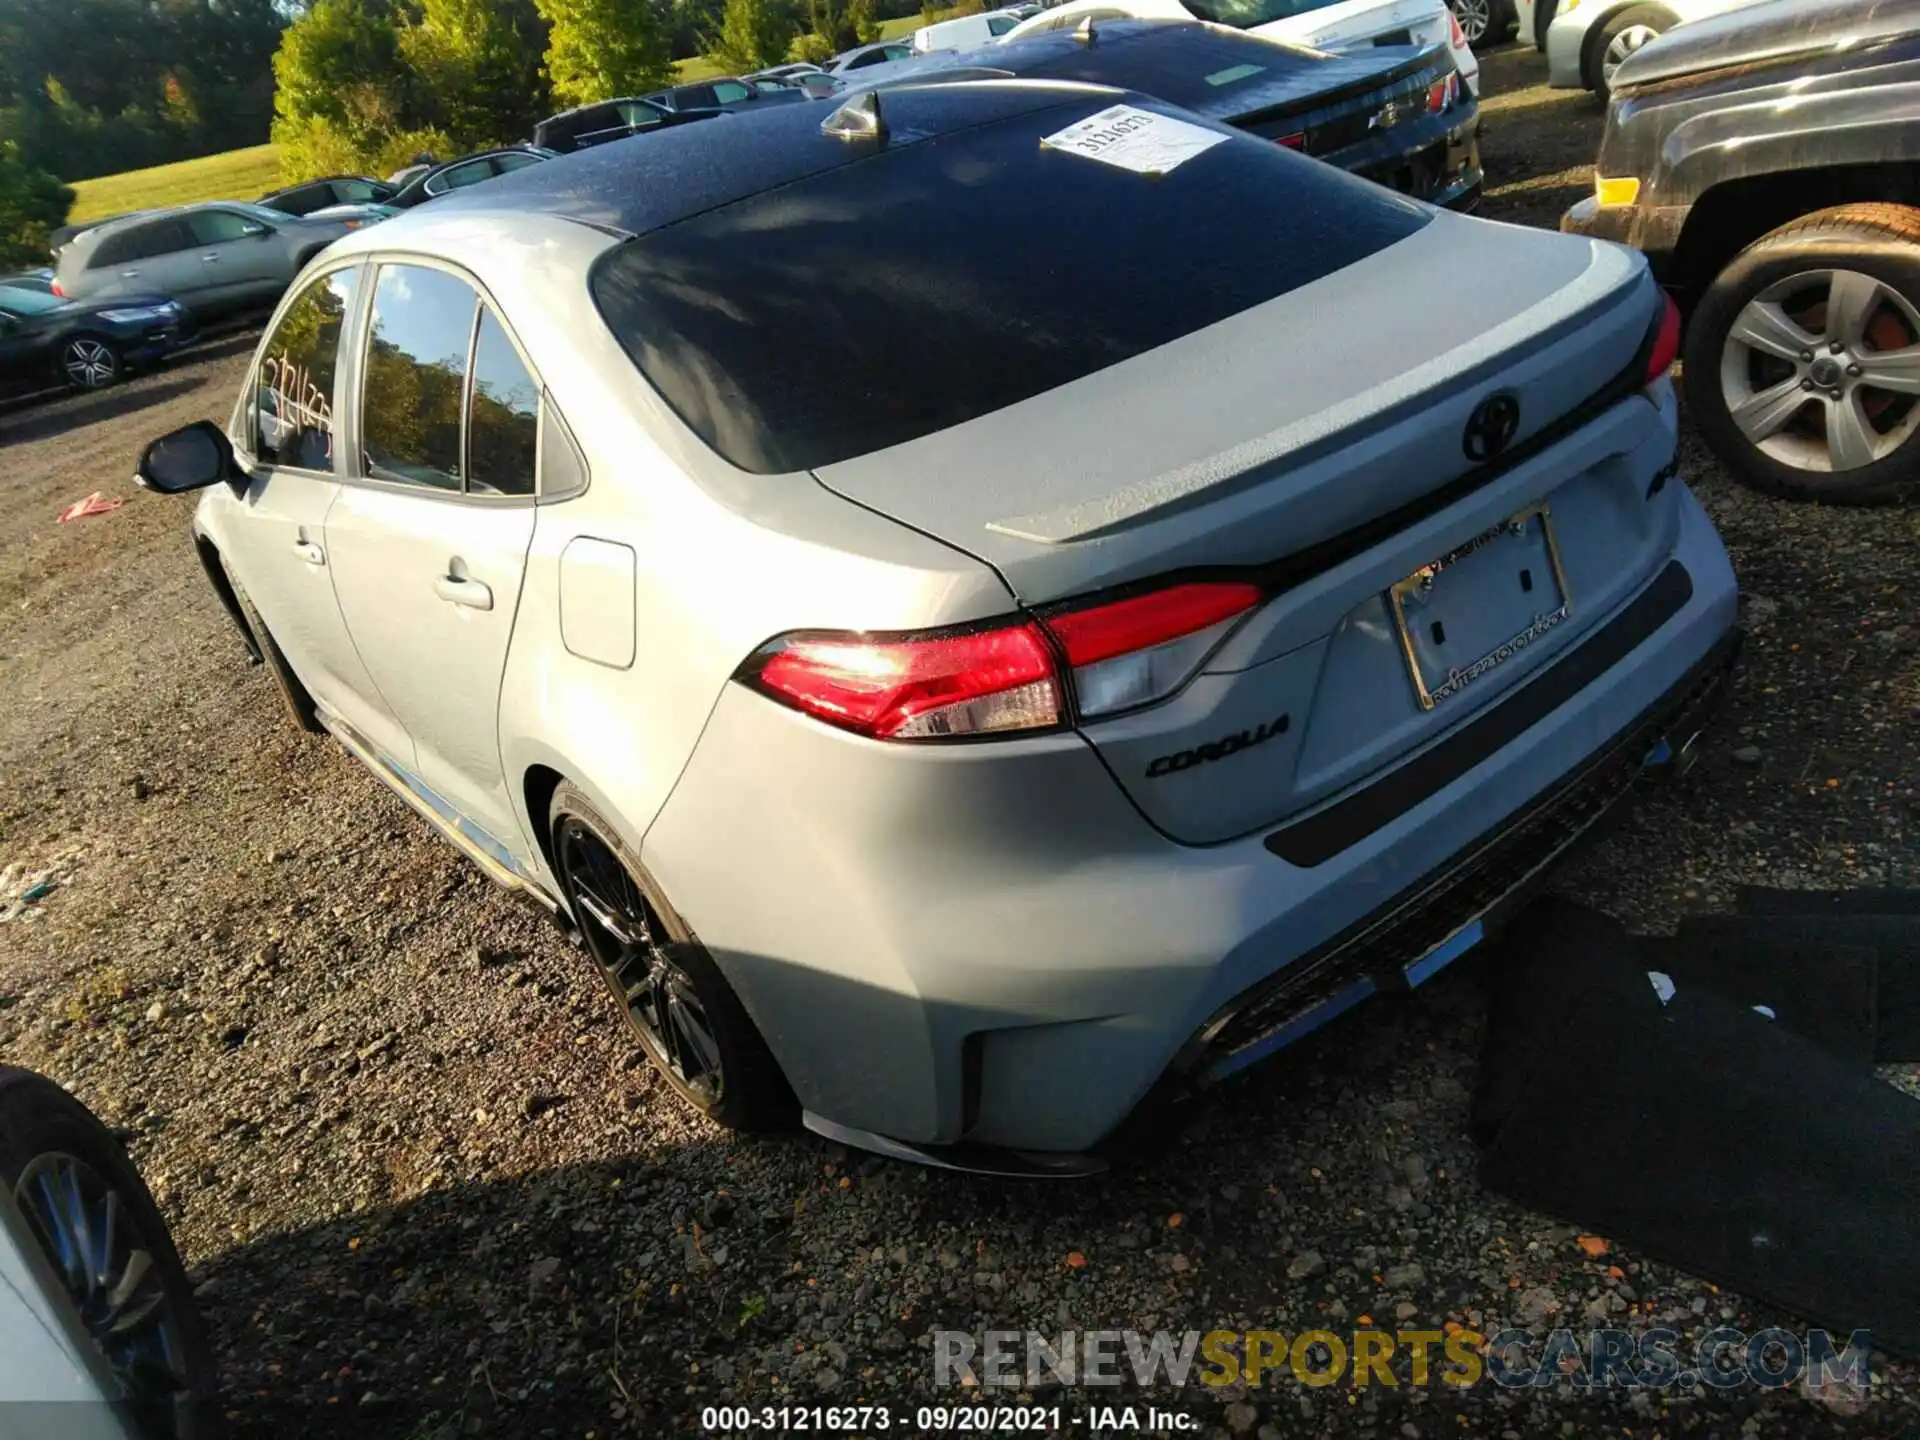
left=813, top=215, right=1672, bottom=843
left=1254, top=0, right=1454, bottom=55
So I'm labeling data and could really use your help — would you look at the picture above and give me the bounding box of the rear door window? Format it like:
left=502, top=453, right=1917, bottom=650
left=712, top=81, right=753, bottom=103
left=90, top=219, right=193, bottom=268
left=677, top=85, right=717, bottom=107
left=466, top=309, right=540, bottom=497
left=338, top=179, right=382, bottom=202
left=987, top=13, right=1018, bottom=33
left=188, top=210, right=258, bottom=244
left=491, top=151, right=544, bottom=175
left=360, top=264, right=479, bottom=491
left=254, top=267, right=359, bottom=470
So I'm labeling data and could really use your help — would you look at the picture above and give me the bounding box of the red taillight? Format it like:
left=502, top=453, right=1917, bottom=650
left=746, top=582, right=1265, bottom=741
left=50, top=280, right=64, bottom=297
left=1427, top=74, right=1459, bottom=113
left=1448, top=11, right=1467, bottom=48
left=1646, top=293, right=1681, bottom=384
left=750, top=623, right=1060, bottom=740
left=1274, top=132, right=1306, bottom=150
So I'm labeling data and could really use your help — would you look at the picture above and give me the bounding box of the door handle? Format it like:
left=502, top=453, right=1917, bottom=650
left=120, top=270, right=140, bottom=279
left=202, top=253, right=221, bottom=262
left=434, top=574, right=493, bottom=611
left=293, top=540, right=325, bottom=566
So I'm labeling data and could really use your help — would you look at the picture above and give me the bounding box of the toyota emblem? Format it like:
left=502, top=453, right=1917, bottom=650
left=1463, top=394, right=1521, bottom=462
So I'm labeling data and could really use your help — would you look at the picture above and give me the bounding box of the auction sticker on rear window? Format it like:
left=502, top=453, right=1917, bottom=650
left=1041, top=104, right=1228, bottom=177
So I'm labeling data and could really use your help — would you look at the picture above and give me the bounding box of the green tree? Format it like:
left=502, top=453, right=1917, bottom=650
left=537, top=0, right=676, bottom=107
left=271, top=0, right=452, bottom=180
left=0, top=140, right=71, bottom=266
left=401, top=0, right=551, bottom=151
left=707, top=0, right=797, bottom=73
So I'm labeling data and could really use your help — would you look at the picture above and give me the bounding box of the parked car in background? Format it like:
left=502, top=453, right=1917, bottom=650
left=137, top=81, right=1734, bottom=1171
left=1005, top=0, right=1481, bottom=94
left=1563, top=0, right=1920, bottom=502
left=746, top=62, right=829, bottom=84
left=912, top=8, right=1027, bottom=50
left=381, top=146, right=558, bottom=208
left=257, top=174, right=396, bottom=217
left=1526, top=0, right=1764, bottom=98
left=828, top=40, right=914, bottom=70
left=0, top=280, right=184, bottom=392
left=49, top=213, right=146, bottom=254
left=0, top=268, right=54, bottom=292
left=642, top=77, right=808, bottom=112
left=0, top=1066, right=214, bottom=1435
left=534, top=97, right=727, bottom=152
left=51, top=202, right=361, bottom=321
left=830, top=20, right=1481, bottom=209
left=1447, top=0, right=1515, bottom=45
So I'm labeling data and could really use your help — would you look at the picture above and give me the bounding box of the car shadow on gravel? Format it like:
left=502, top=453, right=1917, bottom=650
left=0, top=376, right=205, bottom=445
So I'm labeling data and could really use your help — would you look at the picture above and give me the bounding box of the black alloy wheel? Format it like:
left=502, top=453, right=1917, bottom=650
left=548, top=783, right=794, bottom=1130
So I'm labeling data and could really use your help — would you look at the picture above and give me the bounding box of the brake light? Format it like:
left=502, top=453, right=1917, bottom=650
left=1448, top=11, right=1467, bottom=47
left=1646, top=294, right=1681, bottom=384
left=1274, top=132, right=1305, bottom=150
left=50, top=280, right=63, bottom=297
left=751, top=623, right=1059, bottom=740
left=744, top=582, right=1265, bottom=740
left=1427, top=74, right=1460, bottom=113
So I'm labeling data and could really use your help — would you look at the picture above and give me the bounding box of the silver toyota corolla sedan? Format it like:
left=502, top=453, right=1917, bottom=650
left=136, top=81, right=1740, bottom=1174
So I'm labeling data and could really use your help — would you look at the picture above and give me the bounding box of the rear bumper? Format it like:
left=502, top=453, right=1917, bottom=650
left=646, top=486, right=1740, bottom=1161
left=1330, top=111, right=1482, bottom=211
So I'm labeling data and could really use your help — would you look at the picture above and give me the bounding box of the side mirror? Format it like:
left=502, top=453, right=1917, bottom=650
left=243, top=221, right=272, bottom=238
left=136, top=420, right=235, bottom=494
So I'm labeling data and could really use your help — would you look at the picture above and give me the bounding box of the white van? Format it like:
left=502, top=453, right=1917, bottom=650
left=911, top=8, right=1027, bottom=51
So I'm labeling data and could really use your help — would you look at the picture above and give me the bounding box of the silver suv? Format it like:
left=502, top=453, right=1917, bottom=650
left=53, top=203, right=366, bottom=322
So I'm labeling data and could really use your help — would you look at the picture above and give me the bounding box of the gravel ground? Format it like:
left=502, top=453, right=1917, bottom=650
left=2, top=43, right=1917, bottom=1440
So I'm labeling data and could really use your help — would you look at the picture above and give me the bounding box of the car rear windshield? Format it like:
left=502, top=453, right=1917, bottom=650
left=589, top=98, right=1429, bottom=473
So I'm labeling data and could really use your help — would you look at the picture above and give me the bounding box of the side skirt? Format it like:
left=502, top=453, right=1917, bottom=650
left=315, top=711, right=560, bottom=913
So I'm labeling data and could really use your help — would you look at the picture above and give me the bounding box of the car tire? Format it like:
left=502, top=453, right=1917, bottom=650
left=59, top=333, right=122, bottom=390
left=1682, top=203, right=1920, bottom=506
left=1449, top=0, right=1495, bottom=45
left=548, top=782, right=796, bottom=1132
left=0, top=1066, right=217, bottom=1436
left=217, top=553, right=323, bottom=732
left=1584, top=3, right=1674, bottom=100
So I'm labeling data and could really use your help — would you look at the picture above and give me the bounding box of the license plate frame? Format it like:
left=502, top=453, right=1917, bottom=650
left=1389, top=503, right=1572, bottom=712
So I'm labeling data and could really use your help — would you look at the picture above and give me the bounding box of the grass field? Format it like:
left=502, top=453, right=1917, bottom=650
left=71, top=24, right=951, bottom=212
left=67, top=144, right=281, bottom=223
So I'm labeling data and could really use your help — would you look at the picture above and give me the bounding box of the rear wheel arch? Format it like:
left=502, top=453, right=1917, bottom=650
left=543, top=776, right=797, bottom=1130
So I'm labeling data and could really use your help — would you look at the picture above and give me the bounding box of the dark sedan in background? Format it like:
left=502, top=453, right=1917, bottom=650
left=534, top=97, right=728, bottom=153
left=827, top=19, right=1481, bottom=209
left=0, top=282, right=183, bottom=392
left=257, top=174, right=396, bottom=217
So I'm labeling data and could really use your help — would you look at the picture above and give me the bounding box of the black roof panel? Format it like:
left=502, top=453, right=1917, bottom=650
left=424, top=79, right=1121, bottom=237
